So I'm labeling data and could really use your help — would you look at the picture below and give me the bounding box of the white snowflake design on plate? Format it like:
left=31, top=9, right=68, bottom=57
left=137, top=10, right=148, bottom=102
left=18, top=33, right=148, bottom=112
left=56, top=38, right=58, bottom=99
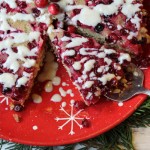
left=55, top=100, right=89, bottom=135
left=0, top=95, right=9, bottom=105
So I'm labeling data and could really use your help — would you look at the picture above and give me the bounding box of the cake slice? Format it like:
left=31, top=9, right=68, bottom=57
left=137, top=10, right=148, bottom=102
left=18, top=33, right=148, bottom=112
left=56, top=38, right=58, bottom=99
left=0, top=0, right=51, bottom=108
left=50, top=29, right=131, bottom=105
left=58, top=0, right=150, bottom=55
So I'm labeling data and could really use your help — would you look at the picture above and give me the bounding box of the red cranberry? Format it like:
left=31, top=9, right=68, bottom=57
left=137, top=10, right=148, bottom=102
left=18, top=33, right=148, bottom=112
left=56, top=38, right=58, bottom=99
left=28, top=40, right=37, bottom=49
left=94, top=23, right=105, bottom=33
left=120, top=28, right=128, bottom=35
left=32, top=8, right=41, bottom=17
left=1, top=3, right=13, bottom=13
left=17, top=1, right=27, bottom=9
left=106, top=33, right=119, bottom=44
left=34, top=0, right=49, bottom=8
left=67, top=25, right=76, bottom=33
left=2, top=88, right=12, bottom=94
left=0, top=30, right=4, bottom=34
left=82, top=118, right=90, bottom=128
left=101, top=0, right=113, bottom=4
left=116, top=69, right=124, bottom=76
left=12, top=47, right=18, bottom=53
left=51, top=0, right=60, bottom=2
left=38, top=23, right=47, bottom=32
left=48, top=3, right=60, bottom=15
left=110, top=78, right=118, bottom=87
left=131, top=37, right=138, bottom=44
left=13, top=104, right=24, bottom=112
left=0, top=37, right=3, bottom=41
left=108, top=53, right=118, bottom=59
left=24, top=67, right=34, bottom=73
left=7, top=30, right=11, bottom=34
left=73, top=9, right=81, bottom=15
left=84, top=39, right=94, bottom=48
left=74, top=101, right=86, bottom=110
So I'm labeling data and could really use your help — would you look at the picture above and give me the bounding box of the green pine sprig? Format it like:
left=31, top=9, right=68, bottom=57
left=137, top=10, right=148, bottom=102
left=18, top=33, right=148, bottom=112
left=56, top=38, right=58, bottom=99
left=1, top=98, right=150, bottom=150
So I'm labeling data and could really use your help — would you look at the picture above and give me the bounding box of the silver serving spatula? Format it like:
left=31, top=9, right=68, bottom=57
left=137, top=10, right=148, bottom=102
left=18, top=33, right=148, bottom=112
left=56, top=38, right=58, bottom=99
left=105, top=64, right=150, bottom=102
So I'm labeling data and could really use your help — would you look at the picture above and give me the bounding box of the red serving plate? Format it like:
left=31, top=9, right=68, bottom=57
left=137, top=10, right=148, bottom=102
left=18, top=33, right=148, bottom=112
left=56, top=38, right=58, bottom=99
left=0, top=0, right=150, bottom=146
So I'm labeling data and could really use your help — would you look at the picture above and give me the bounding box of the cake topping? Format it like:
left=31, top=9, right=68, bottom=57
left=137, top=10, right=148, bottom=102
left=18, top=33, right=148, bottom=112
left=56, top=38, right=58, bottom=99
left=51, top=29, right=132, bottom=105
left=0, top=0, right=51, bottom=103
left=67, top=25, right=76, bottom=33
left=48, top=3, right=61, bottom=15
left=62, top=0, right=149, bottom=55
left=34, top=0, right=49, bottom=8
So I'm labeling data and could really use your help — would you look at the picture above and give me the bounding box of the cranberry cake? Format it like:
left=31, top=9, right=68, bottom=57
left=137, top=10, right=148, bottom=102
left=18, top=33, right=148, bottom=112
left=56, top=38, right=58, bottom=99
left=59, top=0, right=150, bottom=55
left=50, top=29, right=131, bottom=105
left=0, top=0, right=51, bottom=107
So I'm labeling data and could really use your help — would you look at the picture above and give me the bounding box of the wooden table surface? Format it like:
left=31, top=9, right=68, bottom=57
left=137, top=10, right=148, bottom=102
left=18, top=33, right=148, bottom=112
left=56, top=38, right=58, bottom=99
left=133, top=127, right=150, bottom=150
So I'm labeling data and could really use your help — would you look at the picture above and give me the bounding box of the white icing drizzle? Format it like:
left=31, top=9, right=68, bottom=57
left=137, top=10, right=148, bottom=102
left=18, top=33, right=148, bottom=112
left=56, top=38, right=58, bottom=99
left=73, top=61, right=82, bottom=70
left=36, top=12, right=51, bottom=26
left=64, top=0, right=142, bottom=40
left=65, top=37, right=88, bottom=48
left=3, top=45, right=38, bottom=73
left=62, top=50, right=75, bottom=58
left=62, top=82, right=69, bottom=86
left=0, top=73, right=17, bottom=88
left=97, top=52, right=106, bottom=58
left=61, top=36, right=71, bottom=41
left=61, top=101, right=67, bottom=107
left=59, top=87, right=74, bottom=97
left=32, top=94, right=43, bottom=104
left=72, top=7, right=101, bottom=26
left=16, top=72, right=31, bottom=87
left=83, top=60, right=95, bottom=74
left=86, top=92, right=93, bottom=99
left=104, top=48, right=116, bottom=54
left=16, top=77, right=28, bottom=88
left=45, top=81, right=53, bottom=92
left=70, top=99, right=75, bottom=104
left=121, top=0, right=142, bottom=19
left=83, top=81, right=94, bottom=89
left=127, top=31, right=138, bottom=40
left=65, top=0, right=142, bottom=27
left=98, top=73, right=115, bottom=85
left=58, top=0, right=74, bottom=9
left=51, top=94, right=62, bottom=102
left=97, top=66, right=105, bottom=73
left=79, top=48, right=98, bottom=56
left=118, top=53, right=131, bottom=64
left=52, top=76, right=61, bottom=86
left=104, top=58, right=112, bottom=65
left=131, top=14, right=141, bottom=29
left=94, top=0, right=124, bottom=16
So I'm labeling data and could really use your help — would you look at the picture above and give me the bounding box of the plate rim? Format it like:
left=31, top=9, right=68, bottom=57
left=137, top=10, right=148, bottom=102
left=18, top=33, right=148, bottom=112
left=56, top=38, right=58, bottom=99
left=0, top=95, right=147, bottom=146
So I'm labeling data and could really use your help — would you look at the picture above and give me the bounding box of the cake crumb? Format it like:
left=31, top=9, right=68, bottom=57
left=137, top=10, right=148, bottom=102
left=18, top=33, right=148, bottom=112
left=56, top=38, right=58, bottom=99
left=13, top=114, right=21, bottom=123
